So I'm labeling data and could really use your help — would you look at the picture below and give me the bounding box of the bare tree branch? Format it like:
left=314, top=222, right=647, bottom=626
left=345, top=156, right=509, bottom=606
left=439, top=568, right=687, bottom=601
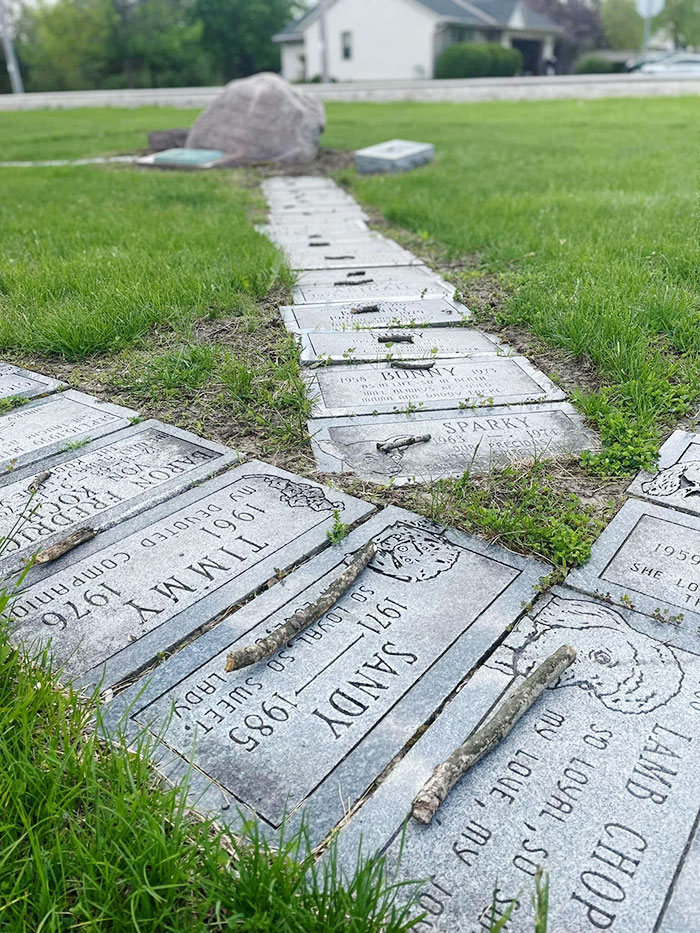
left=225, top=541, right=377, bottom=672
left=27, top=470, right=51, bottom=495
left=35, top=528, right=96, bottom=565
left=391, top=360, right=435, bottom=370
left=377, top=434, right=431, bottom=453
left=412, top=645, right=576, bottom=825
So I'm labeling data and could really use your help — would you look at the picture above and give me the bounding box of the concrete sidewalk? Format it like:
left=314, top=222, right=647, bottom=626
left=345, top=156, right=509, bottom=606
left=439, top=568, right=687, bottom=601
left=1, top=72, right=700, bottom=110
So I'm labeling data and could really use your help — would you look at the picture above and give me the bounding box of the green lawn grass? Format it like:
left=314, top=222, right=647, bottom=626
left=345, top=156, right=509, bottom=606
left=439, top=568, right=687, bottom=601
left=323, top=98, right=700, bottom=475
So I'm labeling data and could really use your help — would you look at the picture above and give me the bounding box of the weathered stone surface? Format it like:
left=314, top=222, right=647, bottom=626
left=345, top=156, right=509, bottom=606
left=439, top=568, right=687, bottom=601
left=259, top=219, right=369, bottom=240
left=355, top=139, right=435, bottom=174
left=8, top=462, right=373, bottom=689
left=101, top=506, right=547, bottom=843
left=281, top=297, right=471, bottom=333
left=147, top=129, right=189, bottom=151
left=0, top=421, right=239, bottom=579
left=187, top=73, right=326, bottom=165
left=299, top=327, right=503, bottom=365
left=0, top=391, right=137, bottom=474
left=285, top=244, right=423, bottom=271
left=629, top=429, right=700, bottom=518
left=333, top=586, right=700, bottom=932
left=304, top=358, right=566, bottom=419
left=293, top=267, right=454, bottom=305
left=567, top=497, right=700, bottom=645
left=309, top=403, right=598, bottom=483
left=0, top=363, right=64, bottom=402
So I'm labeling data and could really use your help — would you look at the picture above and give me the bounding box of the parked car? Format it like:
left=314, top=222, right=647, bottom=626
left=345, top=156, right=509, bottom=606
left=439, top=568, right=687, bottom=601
left=640, top=51, right=700, bottom=73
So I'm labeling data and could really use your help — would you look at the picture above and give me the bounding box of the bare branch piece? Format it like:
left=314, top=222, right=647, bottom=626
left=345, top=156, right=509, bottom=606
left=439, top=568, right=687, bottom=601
left=334, top=278, right=374, bottom=287
left=411, top=645, right=576, bottom=825
left=391, top=360, right=435, bottom=370
left=27, top=470, right=51, bottom=495
left=35, top=528, right=96, bottom=565
left=225, top=541, right=377, bottom=673
left=377, top=334, right=414, bottom=344
left=377, top=434, right=431, bottom=454
left=325, top=255, right=354, bottom=260
left=350, top=305, right=380, bottom=315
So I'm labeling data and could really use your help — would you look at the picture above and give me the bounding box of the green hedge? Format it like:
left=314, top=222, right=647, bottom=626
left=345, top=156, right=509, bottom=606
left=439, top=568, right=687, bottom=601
left=574, top=56, right=615, bottom=74
left=435, top=42, right=522, bottom=79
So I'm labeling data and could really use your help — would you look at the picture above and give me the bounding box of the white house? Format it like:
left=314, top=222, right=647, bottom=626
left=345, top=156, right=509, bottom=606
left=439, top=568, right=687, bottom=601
left=273, top=0, right=562, bottom=82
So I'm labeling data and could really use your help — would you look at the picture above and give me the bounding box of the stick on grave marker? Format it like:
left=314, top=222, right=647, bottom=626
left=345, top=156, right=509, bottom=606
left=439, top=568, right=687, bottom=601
left=224, top=541, right=377, bottom=672
left=411, top=645, right=576, bottom=825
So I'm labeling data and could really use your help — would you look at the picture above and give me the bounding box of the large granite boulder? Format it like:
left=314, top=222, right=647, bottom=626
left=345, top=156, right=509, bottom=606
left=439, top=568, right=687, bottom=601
left=186, top=72, right=325, bottom=164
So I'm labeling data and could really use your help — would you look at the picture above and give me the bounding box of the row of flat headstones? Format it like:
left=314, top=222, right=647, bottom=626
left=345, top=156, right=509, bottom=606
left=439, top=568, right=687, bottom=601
left=2, top=335, right=700, bottom=924
left=261, top=176, right=597, bottom=486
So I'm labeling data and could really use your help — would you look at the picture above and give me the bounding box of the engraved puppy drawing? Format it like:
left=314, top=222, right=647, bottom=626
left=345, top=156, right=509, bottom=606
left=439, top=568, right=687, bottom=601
left=369, top=522, right=461, bottom=582
left=489, top=597, right=684, bottom=715
left=641, top=460, right=700, bottom=500
left=319, top=437, right=410, bottom=478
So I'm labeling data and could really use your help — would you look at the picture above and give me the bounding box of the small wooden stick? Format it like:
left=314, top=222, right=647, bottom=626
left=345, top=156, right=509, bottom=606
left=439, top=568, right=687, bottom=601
left=35, top=528, right=96, bottom=564
left=377, top=334, right=414, bottom=344
left=334, top=279, right=374, bottom=287
left=27, top=470, right=52, bottom=494
left=350, top=304, right=380, bottom=315
left=411, top=645, right=576, bottom=825
left=391, top=360, right=435, bottom=370
left=225, top=541, right=377, bottom=672
left=377, top=434, right=431, bottom=453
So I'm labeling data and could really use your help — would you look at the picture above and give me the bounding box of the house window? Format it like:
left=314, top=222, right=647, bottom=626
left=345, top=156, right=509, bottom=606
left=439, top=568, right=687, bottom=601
left=341, top=31, right=352, bottom=60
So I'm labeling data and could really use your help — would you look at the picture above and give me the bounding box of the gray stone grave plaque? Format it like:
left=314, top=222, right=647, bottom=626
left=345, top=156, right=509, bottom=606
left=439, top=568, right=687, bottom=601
left=0, top=363, right=65, bottom=402
left=0, top=420, right=239, bottom=579
left=304, top=358, right=566, bottom=419
left=259, top=219, right=369, bottom=240
left=300, top=327, right=504, bottom=365
left=281, top=298, right=472, bottom=333
left=270, top=204, right=368, bottom=221
left=139, top=148, right=225, bottom=169
left=295, top=265, right=450, bottom=289
left=294, top=280, right=454, bottom=306
left=628, top=430, right=700, bottom=519
left=7, top=462, right=373, bottom=689
left=101, top=506, right=548, bottom=844
left=0, top=391, right=137, bottom=474
left=309, top=403, right=598, bottom=484
left=566, top=498, right=700, bottom=644
left=286, top=246, right=423, bottom=271
left=333, top=586, right=700, bottom=933
left=266, top=192, right=358, bottom=210
left=355, top=139, right=435, bottom=175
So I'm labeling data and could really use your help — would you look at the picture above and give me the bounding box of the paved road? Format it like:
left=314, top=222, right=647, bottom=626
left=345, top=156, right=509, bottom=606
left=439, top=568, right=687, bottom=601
left=1, top=72, right=700, bottom=110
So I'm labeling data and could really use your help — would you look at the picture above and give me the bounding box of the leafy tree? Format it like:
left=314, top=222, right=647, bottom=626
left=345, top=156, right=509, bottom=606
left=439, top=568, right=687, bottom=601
left=194, top=0, right=301, bottom=82
left=656, top=0, right=700, bottom=47
left=601, top=0, right=644, bottom=48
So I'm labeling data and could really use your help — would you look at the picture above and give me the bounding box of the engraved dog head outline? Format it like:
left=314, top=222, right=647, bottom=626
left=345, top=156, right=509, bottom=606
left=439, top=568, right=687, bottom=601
left=236, top=474, right=343, bottom=513
left=641, top=460, right=700, bottom=500
left=321, top=436, right=416, bottom=478
left=368, top=521, right=461, bottom=582
left=491, top=597, right=684, bottom=715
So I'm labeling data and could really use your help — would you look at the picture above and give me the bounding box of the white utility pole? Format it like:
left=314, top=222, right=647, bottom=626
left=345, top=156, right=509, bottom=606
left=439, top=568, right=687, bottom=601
left=0, top=0, right=24, bottom=94
left=318, top=0, right=329, bottom=83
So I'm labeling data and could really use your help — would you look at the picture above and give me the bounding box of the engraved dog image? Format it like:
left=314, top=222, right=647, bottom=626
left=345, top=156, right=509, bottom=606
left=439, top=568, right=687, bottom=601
left=641, top=459, right=700, bottom=500
left=488, top=597, right=684, bottom=714
left=369, top=521, right=461, bottom=582
left=319, top=437, right=411, bottom=478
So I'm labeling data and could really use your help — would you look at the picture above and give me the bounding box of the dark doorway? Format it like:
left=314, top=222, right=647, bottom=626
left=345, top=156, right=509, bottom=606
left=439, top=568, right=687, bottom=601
left=511, top=38, right=543, bottom=75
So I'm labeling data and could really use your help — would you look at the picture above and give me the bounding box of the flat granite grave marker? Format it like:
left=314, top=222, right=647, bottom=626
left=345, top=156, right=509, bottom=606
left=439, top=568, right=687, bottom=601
left=299, top=328, right=504, bottom=365
left=0, top=363, right=65, bottom=402
left=304, top=358, right=566, bottom=419
left=281, top=297, right=472, bottom=333
left=333, top=586, right=700, bottom=932
left=567, top=497, right=700, bottom=647
left=285, top=246, right=423, bottom=271
left=309, top=403, right=598, bottom=484
left=7, top=462, right=373, bottom=689
left=0, top=421, right=239, bottom=579
left=102, top=506, right=547, bottom=844
left=139, top=148, right=226, bottom=169
left=628, top=429, right=700, bottom=518
left=293, top=266, right=453, bottom=305
left=0, top=391, right=137, bottom=474
left=355, top=139, right=435, bottom=175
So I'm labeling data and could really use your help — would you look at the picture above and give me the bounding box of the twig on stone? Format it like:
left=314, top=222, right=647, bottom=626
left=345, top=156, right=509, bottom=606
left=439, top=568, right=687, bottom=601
left=27, top=470, right=51, bottom=495
left=225, top=541, right=377, bottom=673
left=350, top=305, right=380, bottom=315
left=411, top=645, right=576, bottom=825
left=335, top=278, right=374, bottom=287
left=35, top=528, right=96, bottom=564
left=391, top=360, right=435, bottom=370
left=377, top=434, right=431, bottom=454
left=377, top=334, right=414, bottom=344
